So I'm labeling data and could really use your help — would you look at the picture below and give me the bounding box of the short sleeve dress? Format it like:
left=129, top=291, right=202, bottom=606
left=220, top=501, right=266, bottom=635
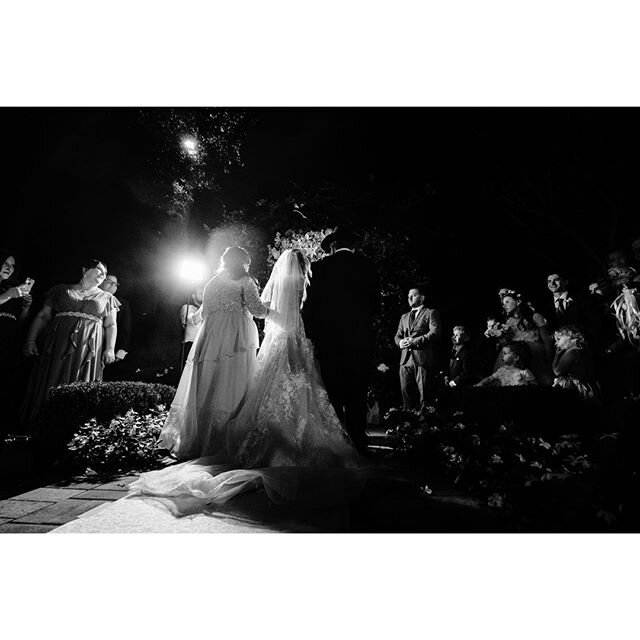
left=21, top=285, right=120, bottom=426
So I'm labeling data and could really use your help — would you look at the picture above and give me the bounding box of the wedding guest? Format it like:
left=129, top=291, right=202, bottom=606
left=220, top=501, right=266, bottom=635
left=475, top=342, right=537, bottom=388
left=545, top=271, right=593, bottom=330
left=0, top=251, right=32, bottom=359
left=545, top=271, right=603, bottom=351
left=552, top=326, right=599, bottom=400
left=446, top=325, right=477, bottom=387
left=158, top=247, right=270, bottom=460
left=484, top=288, right=554, bottom=385
left=20, top=259, right=119, bottom=428
left=0, top=250, right=33, bottom=433
left=394, top=284, right=441, bottom=409
left=100, top=273, right=132, bottom=381
left=606, top=248, right=640, bottom=293
left=179, top=285, right=204, bottom=369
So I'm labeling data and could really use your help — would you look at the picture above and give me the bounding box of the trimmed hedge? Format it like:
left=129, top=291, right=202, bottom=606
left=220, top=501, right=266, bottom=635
left=34, top=381, right=176, bottom=466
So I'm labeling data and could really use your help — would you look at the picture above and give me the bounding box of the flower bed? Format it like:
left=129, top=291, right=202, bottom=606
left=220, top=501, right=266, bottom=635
left=384, top=395, right=616, bottom=529
left=67, top=406, right=168, bottom=474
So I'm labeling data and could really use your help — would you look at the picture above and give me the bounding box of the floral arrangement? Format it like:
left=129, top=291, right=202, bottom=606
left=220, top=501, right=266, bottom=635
left=607, top=265, right=637, bottom=289
left=611, top=285, right=640, bottom=349
left=383, top=404, right=612, bottom=527
left=484, top=317, right=508, bottom=339
left=67, top=406, right=168, bottom=473
left=266, top=229, right=332, bottom=268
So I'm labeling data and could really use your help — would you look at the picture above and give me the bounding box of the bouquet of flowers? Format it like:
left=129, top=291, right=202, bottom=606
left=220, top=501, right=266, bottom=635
left=484, top=317, right=507, bottom=339
left=611, top=285, right=640, bottom=349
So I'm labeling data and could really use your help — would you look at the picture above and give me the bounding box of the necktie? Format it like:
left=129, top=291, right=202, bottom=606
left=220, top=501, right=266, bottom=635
left=557, top=298, right=566, bottom=314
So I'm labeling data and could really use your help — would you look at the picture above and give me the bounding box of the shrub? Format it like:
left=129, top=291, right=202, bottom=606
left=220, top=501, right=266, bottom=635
left=34, top=381, right=176, bottom=466
left=67, top=407, right=168, bottom=473
left=383, top=399, right=615, bottom=530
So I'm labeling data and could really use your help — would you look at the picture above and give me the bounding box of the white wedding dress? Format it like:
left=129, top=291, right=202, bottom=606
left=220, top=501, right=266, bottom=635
left=54, top=251, right=369, bottom=531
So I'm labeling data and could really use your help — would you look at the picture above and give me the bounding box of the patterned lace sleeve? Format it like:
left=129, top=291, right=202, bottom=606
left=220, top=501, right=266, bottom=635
left=241, top=277, right=269, bottom=318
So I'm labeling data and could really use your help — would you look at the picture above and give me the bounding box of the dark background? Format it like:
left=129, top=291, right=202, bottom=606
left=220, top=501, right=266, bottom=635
left=2, top=107, right=638, bottom=373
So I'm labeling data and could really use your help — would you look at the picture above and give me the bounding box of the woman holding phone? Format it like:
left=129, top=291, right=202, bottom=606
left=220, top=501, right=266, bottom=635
left=0, top=250, right=33, bottom=432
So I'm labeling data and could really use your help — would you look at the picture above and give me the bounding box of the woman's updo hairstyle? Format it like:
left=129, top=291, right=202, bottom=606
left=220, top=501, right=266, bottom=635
left=220, top=246, right=251, bottom=281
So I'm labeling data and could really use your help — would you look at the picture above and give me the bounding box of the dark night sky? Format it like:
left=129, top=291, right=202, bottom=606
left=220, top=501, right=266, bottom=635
left=2, top=107, right=639, bottom=336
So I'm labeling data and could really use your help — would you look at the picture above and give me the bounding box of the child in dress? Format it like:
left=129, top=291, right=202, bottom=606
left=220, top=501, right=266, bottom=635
left=475, top=342, right=537, bottom=388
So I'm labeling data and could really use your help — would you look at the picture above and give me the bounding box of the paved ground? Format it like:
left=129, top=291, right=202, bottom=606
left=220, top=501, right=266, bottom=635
left=0, top=475, right=139, bottom=533
left=0, top=429, right=506, bottom=533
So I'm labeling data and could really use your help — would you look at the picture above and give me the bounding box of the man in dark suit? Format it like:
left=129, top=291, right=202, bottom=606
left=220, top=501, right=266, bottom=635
left=545, top=271, right=602, bottom=346
left=301, top=226, right=381, bottom=453
left=395, top=285, right=441, bottom=410
left=100, top=273, right=132, bottom=380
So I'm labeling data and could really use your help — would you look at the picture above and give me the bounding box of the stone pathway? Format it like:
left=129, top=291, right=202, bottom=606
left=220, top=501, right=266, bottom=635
left=0, top=427, right=504, bottom=532
left=0, top=475, right=139, bottom=533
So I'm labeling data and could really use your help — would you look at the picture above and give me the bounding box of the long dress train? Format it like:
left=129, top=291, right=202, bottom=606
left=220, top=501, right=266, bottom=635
left=129, top=301, right=367, bottom=514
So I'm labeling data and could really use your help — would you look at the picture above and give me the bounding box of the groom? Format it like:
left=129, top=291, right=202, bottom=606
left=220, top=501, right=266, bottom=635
left=302, top=226, right=381, bottom=454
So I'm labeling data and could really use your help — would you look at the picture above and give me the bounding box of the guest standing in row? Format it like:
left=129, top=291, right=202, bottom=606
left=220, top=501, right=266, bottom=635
left=552, top=325, right=599, bottom=400
left=485, top=288, right=554, bottom=385
left=20, top=259, right=119, bottom=428
left=394, top=284, right=441, bottom=410
left=180, top=285, right=204, bottom=369
left=158, top=247, right=270, bottom=459
left=0, top=250, right=33, bottom=433
left=100, top=272, right=132, bottom=381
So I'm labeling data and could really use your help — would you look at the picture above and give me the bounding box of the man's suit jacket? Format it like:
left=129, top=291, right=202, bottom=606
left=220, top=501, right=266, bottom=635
left=115, top=297, right=132, bottom=353
left=301, top=250, right=380, bottom=358
left=395, top=306, right=441, bottom=368
left=449, top=343, right=477, bottom=386
left=544, top=293, right=603, bottom=346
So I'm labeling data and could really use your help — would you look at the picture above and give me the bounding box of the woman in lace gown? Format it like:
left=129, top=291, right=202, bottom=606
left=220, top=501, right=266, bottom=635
left=130, top=249, right=365, bottom=512
left=158, top=246, right=270, bottom=460
left=20, top=260, right=119, bottom=427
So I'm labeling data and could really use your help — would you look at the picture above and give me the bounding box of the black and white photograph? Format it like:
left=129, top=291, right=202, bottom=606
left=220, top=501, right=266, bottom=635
left=2, top=2, right=639, bottom=638
left=3, top=106, right=640, bottom=534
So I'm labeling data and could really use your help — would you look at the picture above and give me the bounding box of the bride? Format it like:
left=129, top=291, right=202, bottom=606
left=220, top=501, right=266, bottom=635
left=127, top=248, right=367, bottom=514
